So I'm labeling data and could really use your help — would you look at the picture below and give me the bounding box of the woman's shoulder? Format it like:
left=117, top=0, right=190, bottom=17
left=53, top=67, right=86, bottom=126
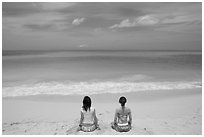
left=125, top=107, right=131, bottom=112
left=116, top=107, right=120, bottom=112
left=80, top=107, right=84, bottom=112
left=90, top=107, right=95, bottom=111
left=81, top=107, right=95, bottom=112
left=117, top=107, right=131, bottom=112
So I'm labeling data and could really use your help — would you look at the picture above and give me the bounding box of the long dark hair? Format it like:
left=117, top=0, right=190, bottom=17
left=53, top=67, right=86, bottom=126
left=119, top=96, right=127, bottom=107
left=82, top=96, right=91, bottom=111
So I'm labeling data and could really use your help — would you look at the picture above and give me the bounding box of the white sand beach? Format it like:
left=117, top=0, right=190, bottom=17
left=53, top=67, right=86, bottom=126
left=2, top=88, right=202, bottom=135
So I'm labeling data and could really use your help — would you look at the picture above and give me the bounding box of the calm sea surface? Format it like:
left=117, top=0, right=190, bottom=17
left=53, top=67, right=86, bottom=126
left=2, top=50, right=202, bottom=97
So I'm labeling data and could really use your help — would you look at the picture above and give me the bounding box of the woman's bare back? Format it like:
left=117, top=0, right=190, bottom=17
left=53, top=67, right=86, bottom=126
left=116, top=107, right=131, bottom=124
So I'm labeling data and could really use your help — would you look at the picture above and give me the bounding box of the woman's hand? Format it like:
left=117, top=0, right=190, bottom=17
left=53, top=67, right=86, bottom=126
left=95, top=124, right=101, bottom=130
left=97, top=126, right=101, bottom=130
left=77, top=125, right=82, bottom=132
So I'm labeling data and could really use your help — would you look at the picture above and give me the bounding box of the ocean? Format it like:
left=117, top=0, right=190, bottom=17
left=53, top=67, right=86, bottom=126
left=2, top=50, right=202, bottom=97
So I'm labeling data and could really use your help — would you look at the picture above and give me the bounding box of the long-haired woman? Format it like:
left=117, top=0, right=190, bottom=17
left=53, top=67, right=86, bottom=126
left=78, top=96, right=100, bottom=132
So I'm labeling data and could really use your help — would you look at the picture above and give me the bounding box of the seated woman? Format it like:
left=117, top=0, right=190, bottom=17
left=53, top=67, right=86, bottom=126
left=78, top=96, right=100, bottom=132
left=111, top=96, right=132, bottom=132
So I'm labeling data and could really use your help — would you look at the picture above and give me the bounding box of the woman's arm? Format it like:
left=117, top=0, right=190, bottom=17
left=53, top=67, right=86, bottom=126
left=77, top=111, right=84, bottom=131
left=128, top=109, right=132, bottom=125
left=79, top=111, right=84, bottom=127
left=114, top=109, right=118, bottom=125
left=93, top=109, right=98, bottom=127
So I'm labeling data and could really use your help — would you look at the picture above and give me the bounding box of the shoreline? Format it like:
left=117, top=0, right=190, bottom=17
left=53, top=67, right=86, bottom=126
left=3, top=88, right=201, bottom=102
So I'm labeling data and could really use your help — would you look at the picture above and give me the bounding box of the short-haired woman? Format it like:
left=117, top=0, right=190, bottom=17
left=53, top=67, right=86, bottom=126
left=111, top=96, right=132, bottom=132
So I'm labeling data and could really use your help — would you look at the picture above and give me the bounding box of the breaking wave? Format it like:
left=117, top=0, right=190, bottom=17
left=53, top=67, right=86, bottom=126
left=2, top=80, right=201, bottom=97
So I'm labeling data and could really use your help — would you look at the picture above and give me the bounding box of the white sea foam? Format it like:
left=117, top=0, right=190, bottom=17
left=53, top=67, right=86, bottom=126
left=2, top=80, right=201, bottom=97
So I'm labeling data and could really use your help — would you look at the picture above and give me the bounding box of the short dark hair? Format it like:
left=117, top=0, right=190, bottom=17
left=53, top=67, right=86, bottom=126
left=82, top=96, right=91, bottom=111
left=119, top=96, right=127, bottom=106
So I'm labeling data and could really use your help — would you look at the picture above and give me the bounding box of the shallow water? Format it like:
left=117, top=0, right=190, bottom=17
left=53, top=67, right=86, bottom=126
left=2, top=50, right=202, bottom=97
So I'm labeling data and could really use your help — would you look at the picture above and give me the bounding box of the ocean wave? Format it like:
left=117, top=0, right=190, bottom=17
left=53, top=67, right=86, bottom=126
left=2, top=80, right=201, bottom=97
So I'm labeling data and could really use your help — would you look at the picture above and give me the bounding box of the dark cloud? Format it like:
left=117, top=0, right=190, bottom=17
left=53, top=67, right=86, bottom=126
left=57, top=2, right=145, bottom=19
left=2, top=2, right=42, bottom=17
left=114, top=7, right=144, bottom=17
left=57, top=2, right=108, bottom=15
left=24, top=24, right=53, bottom=31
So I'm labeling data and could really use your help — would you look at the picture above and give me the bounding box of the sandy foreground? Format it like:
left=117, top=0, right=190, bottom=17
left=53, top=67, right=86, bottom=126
left=2, top=89, right=202, bottom=135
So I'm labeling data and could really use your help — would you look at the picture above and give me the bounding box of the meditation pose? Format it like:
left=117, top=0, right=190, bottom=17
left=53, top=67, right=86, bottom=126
left=111, top=96, right=132, bottom=132
left=78, top=96, right=100, bottom=132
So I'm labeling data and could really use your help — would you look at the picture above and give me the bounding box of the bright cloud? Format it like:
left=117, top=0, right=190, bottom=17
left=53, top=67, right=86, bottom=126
left=137, top=15, right=159, bottom=25
left=72, top=18, right=85, bottom=26
left=110, top=15, right=159, bottom=29
left=78, top=44, right=88, bottom=48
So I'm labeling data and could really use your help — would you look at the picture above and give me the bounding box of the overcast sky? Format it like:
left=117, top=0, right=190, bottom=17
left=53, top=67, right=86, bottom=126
left=2, top=2, right=202, bottom=51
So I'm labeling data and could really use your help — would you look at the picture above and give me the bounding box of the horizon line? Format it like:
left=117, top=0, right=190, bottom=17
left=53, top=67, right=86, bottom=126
left=2, top=49, right=202, bottom=52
